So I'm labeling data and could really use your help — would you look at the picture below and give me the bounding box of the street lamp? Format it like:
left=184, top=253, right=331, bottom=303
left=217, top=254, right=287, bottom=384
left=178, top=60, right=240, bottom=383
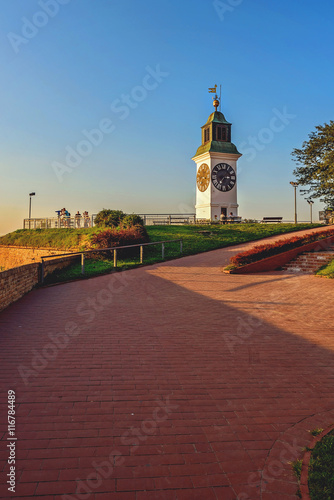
left=306, top=199, right=314, bottom=224
left=290, top=182, right=299, bottom=224
left=29, top=192, right=35, bottom=229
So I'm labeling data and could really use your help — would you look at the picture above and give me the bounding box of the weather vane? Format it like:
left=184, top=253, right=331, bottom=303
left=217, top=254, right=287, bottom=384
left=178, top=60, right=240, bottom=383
left=208, top=84, right=222, bottom=111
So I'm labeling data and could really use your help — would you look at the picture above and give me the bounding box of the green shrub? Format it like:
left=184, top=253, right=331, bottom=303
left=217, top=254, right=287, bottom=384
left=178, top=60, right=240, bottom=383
left=94, top=209, right=125, bottom=228
left=90, top=225, right=149, bottom=259
left=122, top=214, right=144, bottom=228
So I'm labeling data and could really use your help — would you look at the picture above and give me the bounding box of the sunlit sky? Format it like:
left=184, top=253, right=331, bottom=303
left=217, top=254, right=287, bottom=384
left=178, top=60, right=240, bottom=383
left=1, top=0, right=334, bottom=234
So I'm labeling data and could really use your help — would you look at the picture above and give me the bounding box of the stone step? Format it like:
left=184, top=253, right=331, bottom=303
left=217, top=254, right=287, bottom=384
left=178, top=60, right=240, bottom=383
left=282, top=250, right=334, bottom=273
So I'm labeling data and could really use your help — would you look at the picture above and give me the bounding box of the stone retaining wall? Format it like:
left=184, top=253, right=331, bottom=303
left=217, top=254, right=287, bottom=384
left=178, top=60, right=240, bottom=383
left=0, top=263, right=39, bottom=312
left=0, top=245, right=69, bottom=271
left=0, top=254, right=80, bottom=312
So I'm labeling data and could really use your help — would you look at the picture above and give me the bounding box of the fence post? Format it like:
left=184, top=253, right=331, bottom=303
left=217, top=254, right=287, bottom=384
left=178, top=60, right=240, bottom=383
left=81, top=253, right=85, bottom=275
left=180, top=240, right=183, bottom=254
left=114, top=249, right=117, bottom=268
left=41, top=259, right=44, bottom=284
left=162, top=243, right=165, bottom=259
left=140, top=245, right=143, bottom=264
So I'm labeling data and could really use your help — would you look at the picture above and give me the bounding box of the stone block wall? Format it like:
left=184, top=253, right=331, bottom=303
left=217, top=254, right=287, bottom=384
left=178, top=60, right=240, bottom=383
left=0, top=245, right=68, bottom=271
left=0, top=252, right=81, bottom=312
left=0, top=263, right=39, bottom=312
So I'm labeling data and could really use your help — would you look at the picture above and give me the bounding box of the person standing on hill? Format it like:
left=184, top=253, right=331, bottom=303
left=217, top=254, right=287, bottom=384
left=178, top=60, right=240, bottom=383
left=75, top=211, right=81, bottom=228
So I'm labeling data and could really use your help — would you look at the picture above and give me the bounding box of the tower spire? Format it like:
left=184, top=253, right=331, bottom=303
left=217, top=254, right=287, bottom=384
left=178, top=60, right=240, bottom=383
left=208, top=84, right=219, bottom=111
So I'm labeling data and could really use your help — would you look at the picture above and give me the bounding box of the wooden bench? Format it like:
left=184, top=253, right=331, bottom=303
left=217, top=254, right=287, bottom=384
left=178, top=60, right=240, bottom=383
left=153, top=220, right=168, bottom=225
left=219, top=217, right=242, bottom=224
left=261, top=217, right=283, bottom=223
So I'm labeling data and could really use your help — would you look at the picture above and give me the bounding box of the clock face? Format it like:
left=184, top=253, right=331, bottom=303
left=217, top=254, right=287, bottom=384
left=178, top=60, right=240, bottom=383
left=196, top=163, right=210, bottom=192
left=211, top=163, right=236, bottom=192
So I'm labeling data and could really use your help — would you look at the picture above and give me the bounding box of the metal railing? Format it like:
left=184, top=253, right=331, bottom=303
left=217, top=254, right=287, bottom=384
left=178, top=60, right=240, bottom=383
left=40, top=239, right=183, bottom=283
left=24, top=216, right=94, bottom=229
left=137, top=214, right=196, bottom=225
left=24, top=215, right=323, bottom=230
left=24, top=213, right=196, bottom=229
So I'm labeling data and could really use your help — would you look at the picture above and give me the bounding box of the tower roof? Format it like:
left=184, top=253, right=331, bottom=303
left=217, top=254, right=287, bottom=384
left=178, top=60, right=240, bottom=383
left=194, top=140, right=240, bottom=157
left=203, top=111, right=231, bottom=127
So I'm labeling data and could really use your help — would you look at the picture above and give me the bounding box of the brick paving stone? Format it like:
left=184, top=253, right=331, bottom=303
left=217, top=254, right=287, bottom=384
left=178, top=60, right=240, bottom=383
left=0, top=226, right=334, bottom=499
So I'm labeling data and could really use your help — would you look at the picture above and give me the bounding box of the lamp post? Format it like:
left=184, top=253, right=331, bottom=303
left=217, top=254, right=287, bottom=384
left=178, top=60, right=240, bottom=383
left=290, top=182, right=299, bottom=224
left=307, top=199, right=314, bottom=224
left=29, top=192, right=35, bottom=229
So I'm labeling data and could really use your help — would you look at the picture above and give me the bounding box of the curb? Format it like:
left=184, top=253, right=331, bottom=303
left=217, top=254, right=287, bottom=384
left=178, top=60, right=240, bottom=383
left=300, top=423, right=334, bottom=499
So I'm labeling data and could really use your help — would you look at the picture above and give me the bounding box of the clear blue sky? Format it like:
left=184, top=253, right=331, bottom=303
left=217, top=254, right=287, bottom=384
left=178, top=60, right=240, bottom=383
left=1, top=0, right=333, bottom=234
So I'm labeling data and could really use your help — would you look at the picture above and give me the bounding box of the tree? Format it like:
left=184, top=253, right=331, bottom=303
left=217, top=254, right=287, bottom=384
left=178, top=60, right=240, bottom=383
left=291, top=121, right=334, bottom=208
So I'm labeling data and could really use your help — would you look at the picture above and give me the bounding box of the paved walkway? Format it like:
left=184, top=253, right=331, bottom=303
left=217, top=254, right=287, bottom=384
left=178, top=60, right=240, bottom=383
left=1, top=227, right=334, bottom=500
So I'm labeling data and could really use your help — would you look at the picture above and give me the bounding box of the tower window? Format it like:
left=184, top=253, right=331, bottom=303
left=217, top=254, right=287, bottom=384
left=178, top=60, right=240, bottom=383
left=204, top=128, right=210, bottom=143
left=217, top=126, right=227, bottom=141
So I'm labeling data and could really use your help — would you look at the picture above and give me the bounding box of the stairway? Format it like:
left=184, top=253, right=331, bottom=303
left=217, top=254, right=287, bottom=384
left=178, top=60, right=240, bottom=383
left=282, top=248, right=334, bottom=274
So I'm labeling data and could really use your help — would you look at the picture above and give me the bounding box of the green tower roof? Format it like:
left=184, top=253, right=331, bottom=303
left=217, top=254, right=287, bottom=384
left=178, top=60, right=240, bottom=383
left=203, top=111, right=231, bottom=126
left=194, top=140, right=241, bottom=157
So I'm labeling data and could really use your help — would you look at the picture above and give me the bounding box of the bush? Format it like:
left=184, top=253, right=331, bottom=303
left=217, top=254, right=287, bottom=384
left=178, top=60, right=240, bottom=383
left=122, top=214, right=144, bottom=228
left=90, top=225, right=149, bottom=259
left=230, top=228, right=334, bottom=267
left=94, top=209, right=125, bottom=228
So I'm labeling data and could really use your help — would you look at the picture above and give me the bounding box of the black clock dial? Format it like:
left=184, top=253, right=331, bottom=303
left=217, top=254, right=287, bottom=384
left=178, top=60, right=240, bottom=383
left=211, top=163, right=236, bottom=192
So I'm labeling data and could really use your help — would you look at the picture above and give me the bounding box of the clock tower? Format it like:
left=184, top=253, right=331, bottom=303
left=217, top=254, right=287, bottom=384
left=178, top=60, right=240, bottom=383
left=192, top=93, right=242, bottom=221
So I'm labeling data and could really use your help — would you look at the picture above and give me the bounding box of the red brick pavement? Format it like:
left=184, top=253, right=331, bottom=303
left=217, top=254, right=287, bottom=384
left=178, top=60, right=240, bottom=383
left=1, top=226, right=334, bottom=499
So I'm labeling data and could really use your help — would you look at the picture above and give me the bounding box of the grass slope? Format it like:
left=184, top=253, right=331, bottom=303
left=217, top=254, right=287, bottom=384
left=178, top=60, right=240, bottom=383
left=0, top=223, right=320, bottom=252
left=146, top=223, right=322, bottom=256
left=0, top=228, right=95, bottom=250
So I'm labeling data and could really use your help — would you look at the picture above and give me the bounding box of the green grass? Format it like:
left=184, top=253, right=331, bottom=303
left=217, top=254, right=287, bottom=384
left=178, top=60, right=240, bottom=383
left=316, top=259, right=334, bottom=279
left=44, top=258, right=120, bottom=284
left=310, top=428, right=324, bottom=437
left=308, top=430, right=334, bottom=499
left=38, top=223, right=322, bottom=284
left=146, top=223, right=321, bottom=255
left=292, top=459, right=303, bottom=480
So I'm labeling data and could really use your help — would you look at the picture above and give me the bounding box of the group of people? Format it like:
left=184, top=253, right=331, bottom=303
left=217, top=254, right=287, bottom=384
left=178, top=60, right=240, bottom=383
left=219, top=212, right=235, bottom=224
left=55, top=208, right=91, bottom=228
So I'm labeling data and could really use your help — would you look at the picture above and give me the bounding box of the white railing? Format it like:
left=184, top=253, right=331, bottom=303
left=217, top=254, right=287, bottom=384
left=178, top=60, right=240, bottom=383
left=23, top=213, right=197, bottom=229
left=23, top=216, right=94, bottom=229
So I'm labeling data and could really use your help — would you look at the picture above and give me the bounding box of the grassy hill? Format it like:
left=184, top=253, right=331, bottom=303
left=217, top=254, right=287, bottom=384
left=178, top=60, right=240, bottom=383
left=0, top=223, right=321, bottom=253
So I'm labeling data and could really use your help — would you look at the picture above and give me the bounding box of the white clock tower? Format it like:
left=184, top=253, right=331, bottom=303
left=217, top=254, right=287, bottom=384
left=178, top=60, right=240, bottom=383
left=192, top=93, right=242, bottom=221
